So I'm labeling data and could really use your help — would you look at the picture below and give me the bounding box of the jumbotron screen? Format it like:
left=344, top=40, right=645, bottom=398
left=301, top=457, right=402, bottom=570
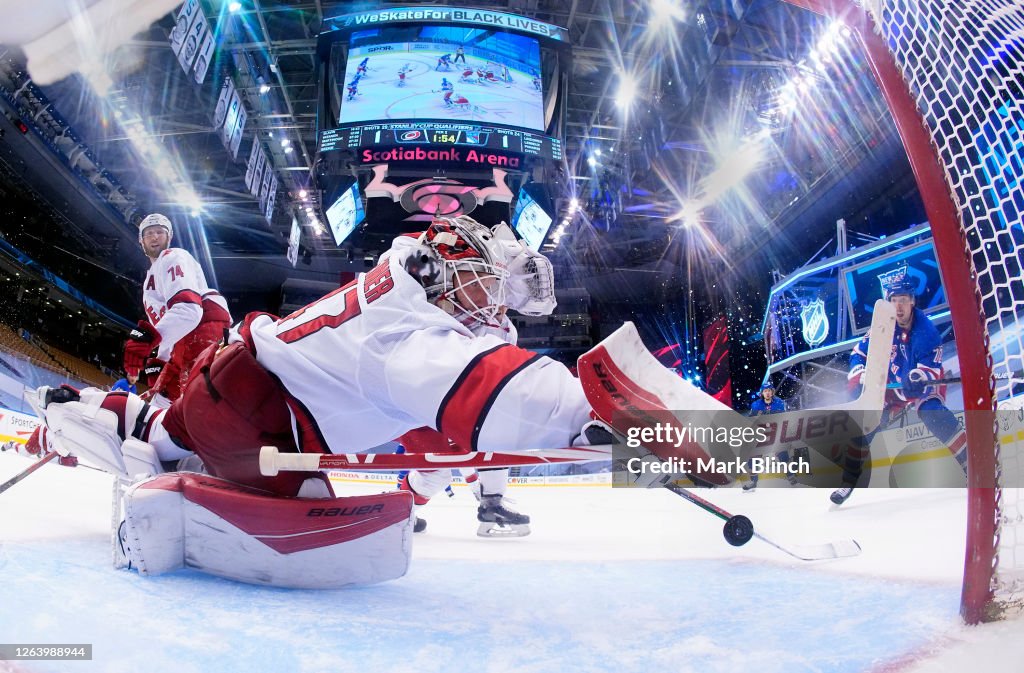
left=338, top=26, right=544, bottom=131
left=511, top=188, right=553, bottom=250
left=325, top=182, right=366, bottom=246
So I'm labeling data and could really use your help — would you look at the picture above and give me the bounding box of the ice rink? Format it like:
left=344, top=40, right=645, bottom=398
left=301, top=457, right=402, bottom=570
left=339, top=50, right=544, bottom=129
left=2, top=450, right=1023, bottom=673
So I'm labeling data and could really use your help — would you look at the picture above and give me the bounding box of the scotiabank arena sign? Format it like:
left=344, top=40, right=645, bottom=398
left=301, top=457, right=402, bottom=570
left=359, top=147, right=521, bottom=169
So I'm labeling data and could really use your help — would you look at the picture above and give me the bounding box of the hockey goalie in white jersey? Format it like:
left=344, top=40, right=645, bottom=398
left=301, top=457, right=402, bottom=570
left=389, top=222, right=559, bottom=537
left=27, top=215, right=592, bottom=587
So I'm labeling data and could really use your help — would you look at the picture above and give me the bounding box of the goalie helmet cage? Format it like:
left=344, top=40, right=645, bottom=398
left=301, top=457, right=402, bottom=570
left=780, top=0, right=1023, bottom=623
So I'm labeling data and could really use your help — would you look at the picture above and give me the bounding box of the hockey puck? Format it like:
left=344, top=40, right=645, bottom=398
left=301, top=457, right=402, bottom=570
left=723, top=515, right=754, bottom=546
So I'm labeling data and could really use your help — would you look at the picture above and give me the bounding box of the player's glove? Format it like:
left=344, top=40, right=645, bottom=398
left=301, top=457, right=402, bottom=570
left=123, top=320, right=161, bottom=377
left=847, top=364, right=865, bottom=399
left=141, top=357, right=166, bottom=388
left=903, top=367, right=932, bottom=398
left=572, top=418, right=618, bottom=447
left=17, top=426, right=77, bottom=466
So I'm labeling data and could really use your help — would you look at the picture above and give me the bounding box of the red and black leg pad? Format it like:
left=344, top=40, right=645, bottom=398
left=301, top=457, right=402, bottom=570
left=119, top=472, right=414, bottom=587
left=163, top=343, right=327, bottom=497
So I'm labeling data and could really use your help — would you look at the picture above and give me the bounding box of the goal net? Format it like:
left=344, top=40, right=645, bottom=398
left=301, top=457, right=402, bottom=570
left=783, top=0, right=1024, bottom=623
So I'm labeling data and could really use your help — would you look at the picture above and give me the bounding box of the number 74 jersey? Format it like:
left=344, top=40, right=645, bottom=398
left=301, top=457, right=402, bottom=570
left=143, top=248, right=230, bottom=359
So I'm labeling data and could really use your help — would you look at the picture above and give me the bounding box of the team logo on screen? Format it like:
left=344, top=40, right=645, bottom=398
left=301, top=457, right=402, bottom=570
left=400, top=131, right=423, bottom=141
left=800, top=298, right=830, bottom=347
left=365, top=164, right=513, bottom=221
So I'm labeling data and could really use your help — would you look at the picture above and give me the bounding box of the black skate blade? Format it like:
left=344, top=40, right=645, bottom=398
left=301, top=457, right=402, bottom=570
left=476, top=521, right=530, bottom=538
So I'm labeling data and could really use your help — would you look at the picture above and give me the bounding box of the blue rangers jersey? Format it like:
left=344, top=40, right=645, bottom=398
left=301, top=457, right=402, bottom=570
left=850, top=306, right=943, bottom=403
left=750, top=396, right=786, bottom=415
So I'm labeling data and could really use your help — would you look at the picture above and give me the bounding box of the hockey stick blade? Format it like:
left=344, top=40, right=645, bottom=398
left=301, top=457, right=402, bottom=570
left=663, top=483, right=861, bottom=561
left=753, top=532, right=862, bottom=561
left=259, top=444, right=613, bottom=476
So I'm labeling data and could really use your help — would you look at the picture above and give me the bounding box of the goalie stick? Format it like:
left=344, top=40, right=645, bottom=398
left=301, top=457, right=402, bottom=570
left=0, top=450, right=59, bottom=495
left=662, top=481, right=862, bottom=561
left=259, top=444, right=613, bottom=476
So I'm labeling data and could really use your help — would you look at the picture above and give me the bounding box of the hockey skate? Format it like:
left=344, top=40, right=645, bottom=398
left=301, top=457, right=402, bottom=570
left=477, top=495, right=530, bottom=538
left=830, top=486, right=855, bottom=505
left=742, top=478, right=758, bottom=492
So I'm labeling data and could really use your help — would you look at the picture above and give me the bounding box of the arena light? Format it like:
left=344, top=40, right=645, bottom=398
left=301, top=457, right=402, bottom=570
left=649, top=0, right=686, bottom=23
left=615, top=76, right=638, bottom=109
left=85, top=66, right=206, bottom=219
left=701, top=134, right=767, bottom=204
left=228, top=1, right=242, bottom=12
left=298, top=189, right=308, bottom=199
left=672, top=200, right=703, bottom=229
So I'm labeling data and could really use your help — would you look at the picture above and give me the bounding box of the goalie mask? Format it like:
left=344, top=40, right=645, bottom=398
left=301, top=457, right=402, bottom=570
left=418, top=216, right=510, bottom=328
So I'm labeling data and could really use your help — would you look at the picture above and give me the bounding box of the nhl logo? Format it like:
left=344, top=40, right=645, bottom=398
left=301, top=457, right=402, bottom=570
left=800, top=298, right=829, bottom=347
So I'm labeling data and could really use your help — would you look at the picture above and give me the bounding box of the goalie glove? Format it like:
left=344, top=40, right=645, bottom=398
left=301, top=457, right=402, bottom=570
left=574, top=419, right=672, bottom=488
left=123, top=320, right=161, bottom=377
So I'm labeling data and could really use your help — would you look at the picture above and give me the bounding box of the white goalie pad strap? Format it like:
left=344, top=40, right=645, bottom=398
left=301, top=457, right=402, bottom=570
left=40, top=390, right=162, bottom=478
left=120, top=474, right=415, bottom=588
left=408, top=469, right=454, bottom=499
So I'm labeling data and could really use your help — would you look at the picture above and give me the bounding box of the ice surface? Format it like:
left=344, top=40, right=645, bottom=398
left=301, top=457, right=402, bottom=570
left=1, top=451, right=1021, bottom=672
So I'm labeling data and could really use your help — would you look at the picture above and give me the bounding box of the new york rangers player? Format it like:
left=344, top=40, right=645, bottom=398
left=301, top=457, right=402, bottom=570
left=122, top=213, right=231, bottom=406
left=832, top=279, right=966, bottom=504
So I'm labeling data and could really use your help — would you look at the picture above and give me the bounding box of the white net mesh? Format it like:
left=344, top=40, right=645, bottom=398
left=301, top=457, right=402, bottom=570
left=859, top=0, right=1024, bottom=617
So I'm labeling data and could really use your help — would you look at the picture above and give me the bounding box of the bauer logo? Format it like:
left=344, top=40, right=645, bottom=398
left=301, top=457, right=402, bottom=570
left=800, top=298, right=829, bottom=347
left=400, top=131, right=423, bottom=141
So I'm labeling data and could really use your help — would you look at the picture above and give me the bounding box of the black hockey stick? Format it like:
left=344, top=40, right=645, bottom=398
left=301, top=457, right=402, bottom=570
left=0, top=451, right=59, bottom=495
left=886, top=371, right=1024, bottom=389
left=661, top=482, right=862, bottom=561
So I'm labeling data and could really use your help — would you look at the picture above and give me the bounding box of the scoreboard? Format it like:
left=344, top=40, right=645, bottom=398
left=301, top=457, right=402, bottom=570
left=319, top=122, right=563, bottom=162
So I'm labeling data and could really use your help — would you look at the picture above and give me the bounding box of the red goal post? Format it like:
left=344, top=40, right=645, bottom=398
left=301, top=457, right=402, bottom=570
left=782, top=0, right=1022, bottom=623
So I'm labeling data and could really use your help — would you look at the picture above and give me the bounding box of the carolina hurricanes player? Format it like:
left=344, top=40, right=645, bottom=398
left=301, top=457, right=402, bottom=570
left=389, top=225, right=558, bottom=536
left=34, top=215, right=592, bottom=500
left=123, top=213, right=231, bottom=407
